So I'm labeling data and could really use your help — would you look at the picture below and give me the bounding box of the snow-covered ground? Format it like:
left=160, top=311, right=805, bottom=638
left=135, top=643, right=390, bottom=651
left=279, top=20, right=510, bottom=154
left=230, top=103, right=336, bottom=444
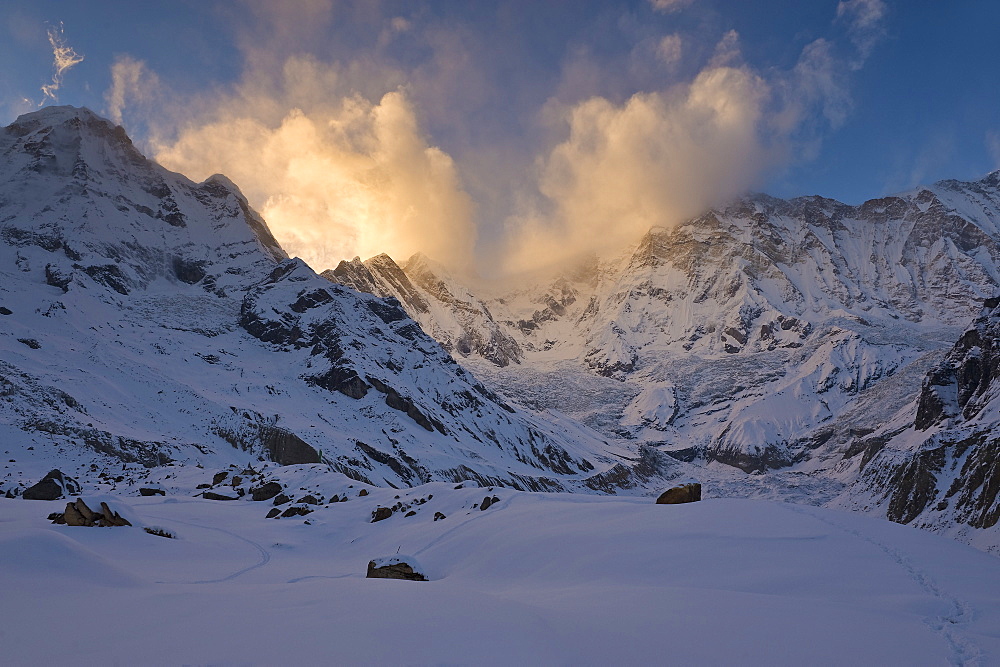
left=3, top=485, right=998, bottom=665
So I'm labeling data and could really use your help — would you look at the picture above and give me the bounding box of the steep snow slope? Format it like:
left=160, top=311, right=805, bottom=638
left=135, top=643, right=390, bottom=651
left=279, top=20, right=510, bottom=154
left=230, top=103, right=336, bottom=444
left=0, top=107, right=629, bottom=494
left=3, top=489, right=999, bottom=664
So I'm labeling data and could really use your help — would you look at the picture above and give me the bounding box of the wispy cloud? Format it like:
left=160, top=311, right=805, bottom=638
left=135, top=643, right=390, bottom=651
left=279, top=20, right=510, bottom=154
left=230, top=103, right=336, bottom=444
left=39, top=22, right=84, bottom=105
left=648, top=0, right=696, bottom=13
left=987, top=130, right=1000, bottom=170
left=105, top=56, right=160, bottom=125
left=836, top=0, right=887, bottom=68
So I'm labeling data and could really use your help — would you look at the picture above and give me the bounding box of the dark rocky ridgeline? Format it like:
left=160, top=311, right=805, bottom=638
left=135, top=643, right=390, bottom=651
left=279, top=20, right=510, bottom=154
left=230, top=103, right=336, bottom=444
left=845, top=297, right=1000, bottom=531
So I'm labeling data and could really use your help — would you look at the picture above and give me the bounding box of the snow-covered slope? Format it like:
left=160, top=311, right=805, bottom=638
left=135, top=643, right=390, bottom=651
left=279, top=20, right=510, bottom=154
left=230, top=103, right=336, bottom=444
left=0, top=106, right=629, bottom=494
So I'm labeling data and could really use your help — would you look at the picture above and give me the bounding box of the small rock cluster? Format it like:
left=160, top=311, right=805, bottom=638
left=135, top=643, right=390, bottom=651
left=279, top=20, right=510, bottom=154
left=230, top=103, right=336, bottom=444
left=49, top=498, right=132, bottom=527
left=369, top=493, right=435, bottom=523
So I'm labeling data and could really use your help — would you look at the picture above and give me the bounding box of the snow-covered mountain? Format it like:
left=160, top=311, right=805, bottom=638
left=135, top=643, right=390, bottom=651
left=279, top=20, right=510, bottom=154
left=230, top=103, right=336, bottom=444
left=0, top=106, right=634, bottom=495
left=325, top=172, right=1000, bottom=547
left=3, top=106, right=997, bottom=551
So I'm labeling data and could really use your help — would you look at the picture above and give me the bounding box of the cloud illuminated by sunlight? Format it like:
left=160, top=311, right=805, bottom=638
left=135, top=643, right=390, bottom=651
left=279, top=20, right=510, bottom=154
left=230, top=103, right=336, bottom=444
left=40, top=22, right=84, bottom=105
left=503, top=63, right=771, bottom=273
left=106, top=1, right=888, bottom=280
left=154, top=70, right=475, bottom=273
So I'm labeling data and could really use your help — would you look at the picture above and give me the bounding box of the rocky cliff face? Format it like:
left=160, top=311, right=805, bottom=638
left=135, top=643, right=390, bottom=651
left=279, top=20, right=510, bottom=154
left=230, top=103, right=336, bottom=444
left=838, top=297, right=1000, bottom=540
left=0, top=106, right=623, bottom=493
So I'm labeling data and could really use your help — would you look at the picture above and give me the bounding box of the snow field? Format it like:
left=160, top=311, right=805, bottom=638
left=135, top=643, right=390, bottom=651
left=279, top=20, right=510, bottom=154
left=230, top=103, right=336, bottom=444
left=2, top=488, right=999, bottom=665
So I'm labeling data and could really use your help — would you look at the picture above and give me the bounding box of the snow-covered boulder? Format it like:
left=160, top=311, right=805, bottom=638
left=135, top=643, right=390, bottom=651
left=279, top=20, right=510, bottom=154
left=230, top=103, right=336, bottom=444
left=366, top=555, right=428, bottom=581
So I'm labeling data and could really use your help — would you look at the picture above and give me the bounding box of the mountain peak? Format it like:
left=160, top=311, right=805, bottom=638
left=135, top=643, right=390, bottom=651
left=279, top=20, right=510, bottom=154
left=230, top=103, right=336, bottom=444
left=9, top=105, right=127, bottom=143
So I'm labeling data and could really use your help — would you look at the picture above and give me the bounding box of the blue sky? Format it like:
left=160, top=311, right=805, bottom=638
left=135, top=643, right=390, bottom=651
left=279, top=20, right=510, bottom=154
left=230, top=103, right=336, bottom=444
left=2, top=1, right=999, bottom=271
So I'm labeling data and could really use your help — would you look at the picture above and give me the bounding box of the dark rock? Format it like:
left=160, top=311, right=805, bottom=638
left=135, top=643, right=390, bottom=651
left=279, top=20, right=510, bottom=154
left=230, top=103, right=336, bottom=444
left=886, top=446, right=945, bottom=524
left=99, top=501, right=132, bottom=526
left=366, top=558, right=427, bottom=581
left=480, top=495, right=499, bottom=511
left=23, top=469, right=80, bottom=500
left=17, top=338, right=41, bottom=350
left=0, top=306, right=11, bottom=315
left=371, top=506, right=393, bottom=522
left=139, top=487, right=165, bottom=496
left=196, top=483, right=212, bottom=489
left=656, top=483, right=702, bottom=504
left=63, top=501, right=87, bottom=526
left=172, top=257, right=207, bottom=284
left=75, top=498, right=97, bottom=524
left=266, top=508, right=280, bottom=518
left=202, top=491, right=238, bottom=501
left=272, top=493, right=291, bottom=505
left=251, top=481, right=282, bottom=501
left=358, top=489, right=369, bottom=497
left=433, top=511, right=446, bottom=521
left=281, top=505, right=313, bottom=518
left=258, top=425, right=321, bottom=465
left=404, top=510, right=417, bottom=517
left=231, top=476, right=243, bottom=486
left=298, top=494, right=319, bottom=505
left=212, top=471, right=229, bottom=485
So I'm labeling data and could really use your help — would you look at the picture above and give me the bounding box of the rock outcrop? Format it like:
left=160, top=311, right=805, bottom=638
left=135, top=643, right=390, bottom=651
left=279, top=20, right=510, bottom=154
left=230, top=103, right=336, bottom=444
left=22, top=469, right=80, bottom=500
left=842, top=297, right=1000, bottom=533
left=49, top=498, right=131, bottom=527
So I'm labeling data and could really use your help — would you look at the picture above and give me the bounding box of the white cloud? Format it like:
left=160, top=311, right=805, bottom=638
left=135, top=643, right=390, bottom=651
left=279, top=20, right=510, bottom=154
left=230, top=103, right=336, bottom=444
left=40, top=22, right=84, bottom=105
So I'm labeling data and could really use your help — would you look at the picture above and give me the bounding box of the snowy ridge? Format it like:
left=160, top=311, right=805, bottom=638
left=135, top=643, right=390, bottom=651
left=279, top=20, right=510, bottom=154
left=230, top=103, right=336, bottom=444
left=0, top=106, right=634, bottom=495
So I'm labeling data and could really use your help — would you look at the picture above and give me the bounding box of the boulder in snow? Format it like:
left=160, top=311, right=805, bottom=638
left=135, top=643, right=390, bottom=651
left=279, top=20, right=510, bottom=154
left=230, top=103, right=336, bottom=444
left=22, top=469, right=80, bottom=500
left=366, top=555, right=427, bottom=581
left=250, top=481, right=282, bottom=501
left=656, top=483, right=702, bottom=504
